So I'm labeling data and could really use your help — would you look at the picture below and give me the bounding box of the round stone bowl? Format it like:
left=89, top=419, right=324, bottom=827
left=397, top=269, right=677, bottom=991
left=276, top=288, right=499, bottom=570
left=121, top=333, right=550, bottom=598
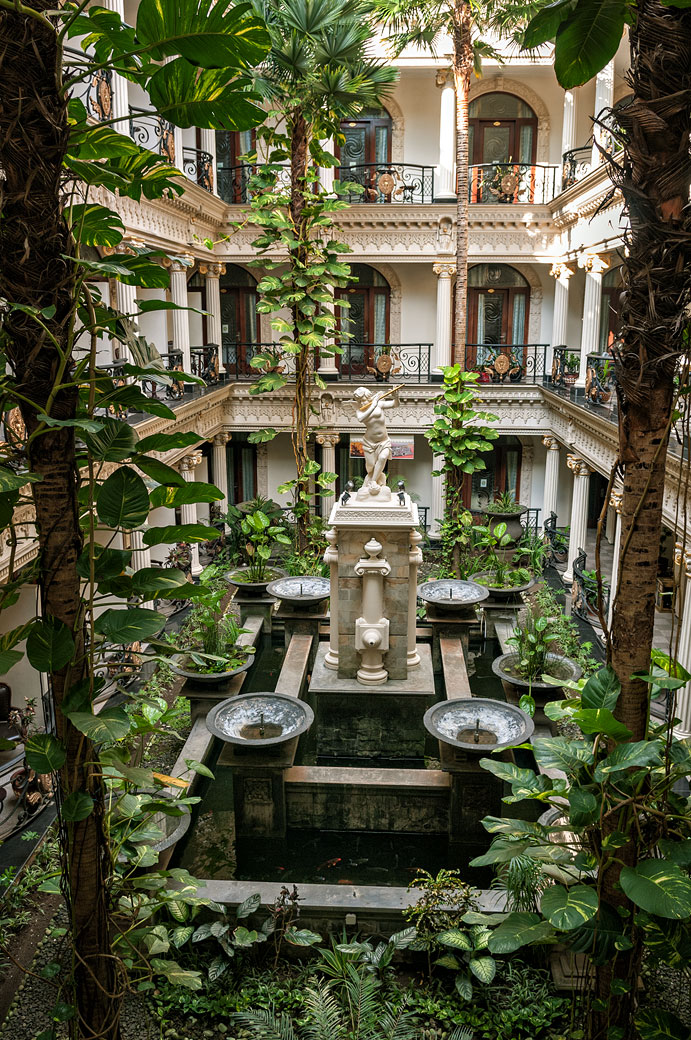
left=473, top=573, right=536, bottom=599
left=170, top=654, right=253, bottom=686
left=266, top=576, right=330, bottom=613
left=417, top=579, right=489, bottom=615
left=206, top=692, right=315, bottom=748
left=423, top=697, right=534, bottom=753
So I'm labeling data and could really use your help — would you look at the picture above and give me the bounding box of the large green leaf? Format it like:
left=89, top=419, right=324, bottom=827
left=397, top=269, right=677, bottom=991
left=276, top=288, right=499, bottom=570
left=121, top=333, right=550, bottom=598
left=135, top=456, right=185, bottom=487
left=0, top=649, right=23, bottom=674
left=76, top=546, right=132, bottom=581
left=26, top=617, right=75, bottom=672
left=95, top=607, right=165, bottom=643
left=593, top=739, right=662, bottom=781
left=635, top=1008, right=689, bottom=1040
left=149, top=482, right=223, bottom=508
left=488, top=912, right=555, bottom=954
left=143, top=523, right=220, bottom=546
left=553, top=0, right=627, bottom=89
left=658, top=838, right=691, bottom=867
left=565, top=901, right=625, bottom=966
left=83, top=418, right=137, bottom=462
left=620, top=860, right=691, bottom=920
left=67, top=706, right=132, bottom=743
left=284, top=928, right=322, bottom=947
left=136, top=431, right=201, bottom=454
left=150, top=959, right=202, bottom=991
left=522, top=0, right=576, bottom=48
left=532, top=737, right=594, bottom=774
left=468, top=955, right=496, bottom=984
left=568, top=787, right=599, bottom=828
left=437, top=929, right=473, bottom=951
left=236, top=893, right=261, bottom=919
left=131, top=568, right=189, bottom=596
left=147, top=60, right=264, bottom=131
left=25, top=733, right=66, bottom=774
left=65, top=203, right=124, bottom=248
left=0, top=466, right=42, bottom=492
left=96, top=467, right=150, bottom=529
left=136, top=0, right=269, bottom=68
left=454, top=973, right=473, bottom=1001
left=580, top=665, right=620, bottom=712
left=570, top=708, right=632, bottom=742
left=541, top=884, right=598, bottom=931
left=61, top=791, right=95, bottom=822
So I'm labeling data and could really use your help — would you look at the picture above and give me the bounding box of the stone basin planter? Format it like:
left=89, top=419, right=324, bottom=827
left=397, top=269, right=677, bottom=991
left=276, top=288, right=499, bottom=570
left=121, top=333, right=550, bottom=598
left=207, top=692, right=314, bottom=748
left=170, top=654, right=254, bottom=687
left=474, top=572, right=535, bottom=599
left=424, top=697, right=534, bottom=754
left=225, top=566, right=287, bottom=599
left=266, top=575, right=330, bottom=614
left=417, top=578, right=489, bottom=616
left=492, top=651, right=582, bottom=730
left=482, top=503, right=528, bottom=543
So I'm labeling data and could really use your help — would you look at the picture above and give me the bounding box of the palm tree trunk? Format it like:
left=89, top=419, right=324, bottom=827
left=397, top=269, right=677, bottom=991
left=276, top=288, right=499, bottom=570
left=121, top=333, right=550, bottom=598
left=289, top=107, right=312, bottom=551
left=452, top=0, right=473, bottom=368
left=0, top=6, right=120, bottom=1038
left=597, top=1, right=691, bottom=1034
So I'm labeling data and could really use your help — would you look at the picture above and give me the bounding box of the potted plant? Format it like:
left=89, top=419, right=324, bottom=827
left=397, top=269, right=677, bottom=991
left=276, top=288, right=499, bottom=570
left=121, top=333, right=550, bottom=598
left=473, top=521, right=535, bottom=598
left=491, top=606, right=582, bottom=729
left=563, top=351, right=579, bottom=386
left=171, top=582, right=255, bottom=685
left=225, top=508, right=290, bottom=597
left=482, top=490, right=528, bottom=543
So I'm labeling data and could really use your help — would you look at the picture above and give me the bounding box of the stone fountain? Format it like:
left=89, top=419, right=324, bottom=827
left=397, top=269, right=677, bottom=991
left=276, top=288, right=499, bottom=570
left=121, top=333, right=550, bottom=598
left=307, top=385, right=435, bottom=759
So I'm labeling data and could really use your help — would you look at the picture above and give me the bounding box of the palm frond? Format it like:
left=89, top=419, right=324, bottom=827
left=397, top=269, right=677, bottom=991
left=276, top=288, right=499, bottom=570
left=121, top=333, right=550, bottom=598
left=376, top=998, right=418, bottom=1040
left=449, top=1027, right=474, bottom=1040
left=234, top=1008, right=298, bottom=1040
left=303, top=981, right=346, bottom=1040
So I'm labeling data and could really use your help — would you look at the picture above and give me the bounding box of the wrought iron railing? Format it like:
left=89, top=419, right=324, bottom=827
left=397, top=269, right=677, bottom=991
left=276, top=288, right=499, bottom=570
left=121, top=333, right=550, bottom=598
left=550, top=346, right=581, bottom=389
left=129, top=107, right=175, bottom=162
left=572, top=548, right=610, bottom=622
left=467, top=343, right=547, bottom=385
left=468, top=164, right=559, bottom=205
left=337, top=163, right=436, bottom=204
left=585, top=352, right=616, bottom=408
left=101, top=352, right=185, bottom=405
left=544, top=511, right=569, bottom=569
left=561, top=147, right=592, bottom=190
left=522, top=508, right=541, bottom=537
left=63, top=48, right=113, bottom=122
left=183, top=147, right=213, bottom=192
left=337, top=343, right=432, bottom=383
left=191, top=345, right=222, bottom=385
left=217, top=164, right=254, bottom=203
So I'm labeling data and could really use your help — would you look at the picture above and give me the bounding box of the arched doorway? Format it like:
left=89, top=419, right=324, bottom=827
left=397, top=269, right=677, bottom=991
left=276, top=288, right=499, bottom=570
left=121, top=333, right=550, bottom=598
left=216, top=129, right=254, bottom=203
left=337, top=264, right=390, bottom=374
left=468, top=93, right=538, bottom=203
left=600, top=265, right=623, bottom=350
left=219, top=265, right=259, bottom=375
left=337, top=108, right=393, bottom=202
left=466, top=264, right=530, bottom=366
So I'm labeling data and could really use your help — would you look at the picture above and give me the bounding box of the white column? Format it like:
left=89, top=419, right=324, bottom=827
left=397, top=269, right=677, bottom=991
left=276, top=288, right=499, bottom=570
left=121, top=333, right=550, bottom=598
left=564, top=454, right=591, bottom=584
left=101, top=0, right=130, bottom=135
left=199, top=129, right=217, bottom=193
left=170, top=258, right=193, bottom=373
left=320, top=137, right=335, bottom=194
left=577, top=253, right=607, bottom=386
left=433, top=262, right=454, bottom=375
left=204, top=262, right=224, bottom=350
left=324, top=528, right=339, bottom=670
left=408, top=529, right=423, bottom=668
left=430, top=470, right=445, bottom=539
left=317, top=297, right=339, bottom=378
left=561, top=90, right=576, bottom=158
left=674, top=548, right=691, bottom=740
left=592, top=60, right=615, bottom=169
left=607, top=489, right=623, bottom=627
left=130, top=528, right=153, bottom=609
left=316, top=434, right=339, bottom=518
left=178, top=451, right=203, bottom=577
left=115, top=249, right=139, bottom=364
left=542, top=436, right=561, bottom=529
left=436, top=71, right=456, bottom=200
left=549, top=261, right=573, bottom=375
left=212, top=433, right=230, bottom=513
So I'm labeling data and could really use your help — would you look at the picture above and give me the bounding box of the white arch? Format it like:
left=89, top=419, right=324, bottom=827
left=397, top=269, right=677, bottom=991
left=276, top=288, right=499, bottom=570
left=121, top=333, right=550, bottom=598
left=468, top=77, right=551, bottom=163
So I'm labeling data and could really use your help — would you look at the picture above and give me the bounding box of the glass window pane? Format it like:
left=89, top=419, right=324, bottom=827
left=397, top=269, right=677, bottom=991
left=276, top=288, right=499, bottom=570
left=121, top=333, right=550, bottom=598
left=511, top=293, right=526, bottom=344
left=469, top=264, right=528, bottom=289
left=244, top=293, right=257, bottom=344
left=341, top=125, right=367, bottom=167
left=519, top=125, right=534, bottom=163
left=241, top=447, right=255, bottom=502
left=482, top=126, right=511, bottom=164
left=471, top=467, right=494, bottom=510
left=478, top=293, right=503, bottom=344
left=469, top=94, right=535, bottom=119
left=373, top=294, right=387, bottom=343
left=375, top=125, right=390, bottom=165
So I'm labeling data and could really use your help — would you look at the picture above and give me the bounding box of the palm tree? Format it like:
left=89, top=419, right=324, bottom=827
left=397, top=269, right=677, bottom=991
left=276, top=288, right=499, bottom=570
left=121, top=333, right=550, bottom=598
left=247, top=0, right=397, bottom=548
left=374, top=0, right=542, bottom=368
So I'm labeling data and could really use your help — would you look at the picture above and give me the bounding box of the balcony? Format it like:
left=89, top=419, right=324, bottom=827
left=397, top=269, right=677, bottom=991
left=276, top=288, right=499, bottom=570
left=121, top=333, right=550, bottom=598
left=561, top=147, right=593, bottom=190
left=337, top=164, right=436, bottom=205
left=217, top=164, right=253, bottom=204
left=223, top=342, right=433, bottom=383
left=467, top=343, right=548, bottom=385
left=468, top=164, right=559, bottom=205
left=64, top=48, right=112, bottom=123
left=182, top=147, right=213, bottom=192
left=129, top=107, right=175, bottom=162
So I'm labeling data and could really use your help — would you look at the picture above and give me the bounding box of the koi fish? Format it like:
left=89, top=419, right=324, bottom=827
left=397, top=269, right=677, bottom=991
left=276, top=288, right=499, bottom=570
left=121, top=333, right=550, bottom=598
left=318, top=857, right=342, bottom=869
left=337, top=879, right=354, bottom=885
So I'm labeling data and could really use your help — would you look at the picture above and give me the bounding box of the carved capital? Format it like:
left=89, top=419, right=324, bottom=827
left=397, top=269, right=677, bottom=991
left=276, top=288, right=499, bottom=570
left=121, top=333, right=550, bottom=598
left=316, top=433, right=340, bottom=449
left=542, top=435, right=560, bottom=451
left=566, top=453, right=591, bottom=478
left=213, top=432, right=231, bottom=447
left=178, top=450, right=203, bottom=474
left=577, top=251, right=608, bottom=275
left=435, top=69, right=452, bottom=88
left=205, top=262, right=225, bottom=279
left=549, top=260, right=574, bottom=280
left=170, top=255, right=195, bottom=274
left=433, top=261, right=455, bottom=278
left=610, top=490, right=623, bottom=514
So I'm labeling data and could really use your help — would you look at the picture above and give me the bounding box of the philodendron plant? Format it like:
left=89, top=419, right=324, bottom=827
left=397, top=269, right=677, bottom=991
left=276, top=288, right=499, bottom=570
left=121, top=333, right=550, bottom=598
left=237, top=509, right=291, bottom=583
left=467, top=661, right=691, bottom=1040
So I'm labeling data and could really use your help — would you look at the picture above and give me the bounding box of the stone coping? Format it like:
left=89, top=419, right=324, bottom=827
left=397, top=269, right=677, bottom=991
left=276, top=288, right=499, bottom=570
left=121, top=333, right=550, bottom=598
left=284, top=765, right=450, bottom=788
left=440, top=637, right=472, bottom=699
left=310, top=642, right=434, bottom=696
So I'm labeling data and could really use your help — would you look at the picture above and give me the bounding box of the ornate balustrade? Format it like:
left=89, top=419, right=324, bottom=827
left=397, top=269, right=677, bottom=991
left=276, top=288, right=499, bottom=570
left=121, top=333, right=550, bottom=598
left=63, top=48, right=113, bottom=122
left=182, top=147, right=213, bottom=192
left=550, top=346, right=581, bottom=389
left=468, top=164, right=559, bottom=205
left=337, top=343, right=432, bottom=383
left=585, top=352, right=616, bottom=409
left=561, top=147, right=593, bottom=190
left=337, top=164, right=436, bottom=204
left=572, top=547, right=610, bottom=623
left=467, top=343, right=547, bottom=385
left=101, top=351, right=185, bottom=406
left=190, top=345, right=222, bottom=385
left=129, top=107, right=175, bottom=162
left=544, top=511, right=569, bottom=569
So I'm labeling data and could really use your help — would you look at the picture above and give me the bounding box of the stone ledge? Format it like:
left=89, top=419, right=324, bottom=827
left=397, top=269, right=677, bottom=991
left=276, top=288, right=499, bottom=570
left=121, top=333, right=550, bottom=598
left=284, top=766, right=450, bottom=788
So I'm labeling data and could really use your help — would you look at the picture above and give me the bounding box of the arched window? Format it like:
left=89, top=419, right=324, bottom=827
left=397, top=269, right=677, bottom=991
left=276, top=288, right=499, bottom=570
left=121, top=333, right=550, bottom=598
left=468, top=94, right=538, bottom=202
left=600, top=265, right=623, bottom=350
left=337, top=108, right=393, bottom=202
left=219, top=265, right=259, bottom=374
left=336, top=264, right=390, bottom=374
left=467, top=265, right=530, bottom=360
left=216, top=129, right=255, bottom=203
